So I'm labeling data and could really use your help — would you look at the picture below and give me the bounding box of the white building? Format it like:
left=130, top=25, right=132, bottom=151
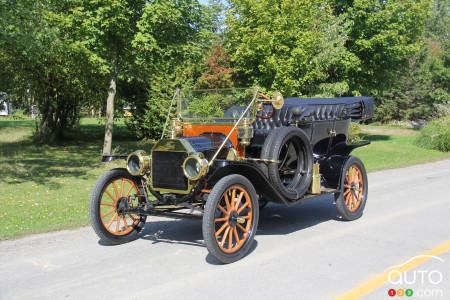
left=0, top=101, right=12, bottom=116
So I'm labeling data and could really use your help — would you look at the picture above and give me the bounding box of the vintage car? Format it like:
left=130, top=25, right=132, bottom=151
left=89, top=87, right=373, bottom=263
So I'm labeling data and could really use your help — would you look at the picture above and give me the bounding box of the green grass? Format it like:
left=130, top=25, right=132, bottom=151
left=353, top=133, right=450, bottom=172
left=0, top=118, right=449, bottom=240
left=0, top=117, right=153, bottom=240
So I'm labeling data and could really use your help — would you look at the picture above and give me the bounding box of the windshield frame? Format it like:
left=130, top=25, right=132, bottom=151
left=176, top=87, right=259, bottom=125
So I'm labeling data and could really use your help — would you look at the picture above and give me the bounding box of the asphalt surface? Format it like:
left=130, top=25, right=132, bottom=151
left=1, top=159, right=449, bottom=300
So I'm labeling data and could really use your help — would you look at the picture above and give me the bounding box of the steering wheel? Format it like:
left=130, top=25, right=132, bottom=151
left=256, top=92, right=275, bottom=119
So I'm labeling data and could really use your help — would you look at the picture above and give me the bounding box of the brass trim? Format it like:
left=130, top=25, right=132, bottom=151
left=182, top=152, right=209, bottom=181
left=226, top=148, right=239, bottom=161
left=126, top=150, right=151, bottom=176
left=244, top=158, right=280, bottom=163
left=150, top=139, right=195, bottom=194
left=311, top=163, right=321, bottom=194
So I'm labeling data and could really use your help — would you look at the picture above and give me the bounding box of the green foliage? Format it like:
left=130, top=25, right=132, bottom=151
left=374, top=0, right=449, bottom=122
left=196, top=44, right=234, bottom=89
left=347, top=122, right=363, bottom=144
left=225, top=0, right=354, bottom=96
left=225, top=0, right=430, bottom=97
left=125, top=0, right=215, bottom=139
left=187, top=94, right=227, bottom=117
left=341, top=0, right=431, bottom=96
left=416, top=115, right=450, bottom=152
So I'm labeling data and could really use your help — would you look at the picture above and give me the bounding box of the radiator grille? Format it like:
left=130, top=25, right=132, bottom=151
left=152, top=151, right=188, bottom=191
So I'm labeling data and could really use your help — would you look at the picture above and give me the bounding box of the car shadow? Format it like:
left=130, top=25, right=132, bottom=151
left=97, top=194, right=339, bottom=264
left=137, top=194, right=336, bottom=243
left=257, top=194, right=339, bottom=236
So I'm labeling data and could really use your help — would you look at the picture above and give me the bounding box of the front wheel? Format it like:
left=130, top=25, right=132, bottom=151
left=334, top=156, right=368, bottom=221
left=89, top=168, right=147, bottom=245
left=202, top=175, right=259, bottom=264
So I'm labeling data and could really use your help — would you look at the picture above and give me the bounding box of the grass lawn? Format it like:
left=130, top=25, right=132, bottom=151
left=0, top=117, right=153, bottom=240
left=353, top=133, right=450, bottom=172
left=0, top=118, right=449, bottom=240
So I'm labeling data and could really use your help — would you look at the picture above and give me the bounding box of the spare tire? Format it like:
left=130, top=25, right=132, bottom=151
left=259, top=127, right=313, bottom=200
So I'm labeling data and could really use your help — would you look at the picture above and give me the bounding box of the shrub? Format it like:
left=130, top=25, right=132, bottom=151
left=347, top=122, right=363, bottom=144
left=416, top=115, right=450, bottom=152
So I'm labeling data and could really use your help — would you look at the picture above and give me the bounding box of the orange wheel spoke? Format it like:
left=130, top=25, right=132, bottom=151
left=237, top=223, right=248, bottom=233
left=217, top=204, right=228, bottom=215
left=243, top=215, right=251, bottom=220
left=120, top=179, right=125, bottom=197
left=343, top=189, right=350, bottom=196
left=116, top=215, right=121, bottom=232
left=237, top=202, right=249, bottom=214
left=221, top=227, right=230, bottom=246
left=128, top=214, right=137, bottom=224
left=123, top=216, right=129, bottom=229
left=215, top=217, right=227, bottom=223
left=106, top=213, right=117, bottom=228
left=100, top=202, right=115, bottom=207
left=215, top=222, right=228, bottom=237
left=235, top=192, right=244, bottom=211
left=104, top=190, right=117, bottom=202
left=125, top=184, right=134, bottom=197
left=102, top=209, right=115, bottom=218
left=224, top=193, right=231, bottom=211
left=345, top=193, right=352, bottom=205
left=228, top=227, right=233, bottom=249
left=231, top=188, right=236, bottom=210
left=233, top=227, right=240, bottom=244
left=112, top=181, right=119, bottom=200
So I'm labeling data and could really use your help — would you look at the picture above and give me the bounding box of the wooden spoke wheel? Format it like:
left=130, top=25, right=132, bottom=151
left=203, top=175, right=259, bottom=264
left=343, top=165, right=364, bottom=212
left=335, top=156, right=368, bottom=221
left=89, top=168, right=147, bottom=244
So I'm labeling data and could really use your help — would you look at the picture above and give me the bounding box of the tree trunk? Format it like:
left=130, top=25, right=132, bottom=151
left=102, top=72, right=117, bottom=156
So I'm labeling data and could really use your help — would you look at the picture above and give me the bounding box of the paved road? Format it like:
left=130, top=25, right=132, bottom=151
left=1, top=160, right=449, bottom=300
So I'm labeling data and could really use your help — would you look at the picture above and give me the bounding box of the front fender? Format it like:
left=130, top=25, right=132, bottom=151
left=206, top=161, right=291, bottom=205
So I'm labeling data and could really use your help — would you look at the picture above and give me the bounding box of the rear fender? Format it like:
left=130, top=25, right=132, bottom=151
left=327, top=141, right=370, bottom=157
left=319, top=155, right=350, bottom=189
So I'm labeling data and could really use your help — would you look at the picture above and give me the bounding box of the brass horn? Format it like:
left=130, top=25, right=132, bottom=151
left=271, top=92, right=284, bottom=109
left=257, top=91, right=284, bottom=110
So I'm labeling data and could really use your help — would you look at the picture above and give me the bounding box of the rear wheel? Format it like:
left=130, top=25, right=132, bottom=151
left=89, top=168, right=147, bottom=244
left=203, top=175, right=259, bottom=263
left=334, top=156, right=368, bottom=220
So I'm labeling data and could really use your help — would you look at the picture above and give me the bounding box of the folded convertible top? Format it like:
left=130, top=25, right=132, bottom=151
left=283, top=97, right=374, bottom=121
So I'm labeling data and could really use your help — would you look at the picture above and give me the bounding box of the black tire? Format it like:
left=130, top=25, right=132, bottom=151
left=334, top=156, right=368, bottom=221
left=89, top=168, right=147, bottom=245
left=260, top=127, right=313, bottom=200
left=203, top=174, right=259, bottom=264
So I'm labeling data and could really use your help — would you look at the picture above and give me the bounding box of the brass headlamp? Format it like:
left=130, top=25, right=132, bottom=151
left=126, top=150, right=151, bottom=176
left=182, top=152, right=209, bottom=181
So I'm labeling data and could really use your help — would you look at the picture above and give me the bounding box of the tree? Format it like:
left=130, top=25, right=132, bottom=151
left=374, top=0, right=449, bottom=122
left=196, top=44, right=234, bottom=89
left=66, top=0, right=146, bottom=155
left=125, top=0, right=216, bottom=139
left=225, top=0, right=356, bottom=97
left=331, top=0, right=432, bottom=96
left=0, top=0, right=102, bottom=141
